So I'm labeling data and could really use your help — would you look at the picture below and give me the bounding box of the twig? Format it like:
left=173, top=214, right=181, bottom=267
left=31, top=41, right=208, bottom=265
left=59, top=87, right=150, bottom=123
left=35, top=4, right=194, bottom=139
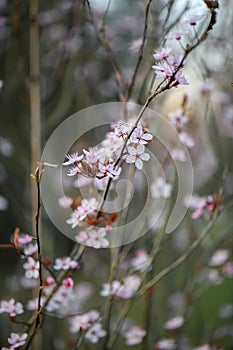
left=127, top=0, right=153, bottom=101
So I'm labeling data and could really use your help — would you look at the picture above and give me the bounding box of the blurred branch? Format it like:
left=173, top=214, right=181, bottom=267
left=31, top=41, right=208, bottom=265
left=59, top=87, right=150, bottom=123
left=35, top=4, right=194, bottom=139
left=85, top=0, right=126, bottom=102
left=127, top=0, right=153, bottom=101
left=29, top=0, right=41, bottom=231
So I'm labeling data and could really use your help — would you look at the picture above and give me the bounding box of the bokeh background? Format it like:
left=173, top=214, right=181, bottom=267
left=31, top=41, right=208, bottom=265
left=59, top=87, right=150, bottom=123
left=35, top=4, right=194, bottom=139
left=0, top=0, right=233, bottom=349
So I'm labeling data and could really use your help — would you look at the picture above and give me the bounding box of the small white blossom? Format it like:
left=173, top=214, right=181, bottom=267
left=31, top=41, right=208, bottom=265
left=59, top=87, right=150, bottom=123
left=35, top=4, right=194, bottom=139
left=130, top=125, right=153, bottom=145
left=151, top=177, right=172, bottom=199
left=23, top=257, right=39, bottom=279
left=85, top=323, right=106, bottom=343
left=0, top=299, right=24, bottom=317
left=86, top=228, right=109, bottom=249
left=53, top=257, right=79, bottom=270
left=126, top=144, right=150, bottom=170
left=7, top=333, right=28, bottom=348
left=124, top=325, right=146, bottom=346
left=164, top=315, right=184, bottom=330
left=179, top=132, right=195, bottom=148
left=156, top=338, right=176, bottom=350
left=69, top=310, right=100, bottom=333
left=130, top=250, right=152, bottom=272
left=62, top=152, right=84, bottom=166
left=98, top=163, right=121, bottom=179
left=116, top=275, right=141, bottom=299
left=58, top=196, right=73, bottom=208
left=100, top=280, right=121, bottom=297
left=208, top=249, right=230, bottom=267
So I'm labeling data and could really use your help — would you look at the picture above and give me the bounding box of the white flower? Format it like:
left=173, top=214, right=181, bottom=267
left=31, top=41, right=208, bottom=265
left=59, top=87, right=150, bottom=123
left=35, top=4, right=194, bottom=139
left=209, top=249, right=230, bottom=267
left=170, top=148, right=186, bottom=162
left=62, top=152, right=84, bottom=166
left=85, top=323, right=107, bottom=343
left=86, top=228, right=109, bottom=249
left=151, top=177, right=172, bottom=199
left=58, top=196, right=73, bottom=208
left=75, top=230, right=88, bottom=243
left=66, top=197, right=98, bottom=228
left=27, top=297, right=45, bottom=311
left=156, top=338, right=176, bottom=350
left=23, top=257, right=39, bottom=279
left=7, top=333, right=28, bottom=348
left=0, top=299, right=24, bottom=317
left=130, top=125, right=153, bottom=145
left=116, top=275, right=141, bottom=299
left=164, top=315, right=184, bottom=330
left=98, top=162, right=121, bottom=179
left=124, top=325, right=146, bottom=346
left=23, top=243, right=38, bottom=257
left=126, top=144, right=150, bottom=170
left=168, top=109, right=188, bottom=129
left=100, top=280, right=121, bottom=297
left=130, top=249, right=152, bottom=272
left=179, top=132, right=195, bottom=148
left=69, top=310, right=100, bottom=333
left=83, top=148, right=99, bottom=164
left=53, top=257, right=78, bottom=270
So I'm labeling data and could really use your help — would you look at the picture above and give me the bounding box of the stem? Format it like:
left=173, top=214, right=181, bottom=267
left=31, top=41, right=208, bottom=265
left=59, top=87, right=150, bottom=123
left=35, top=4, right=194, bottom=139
left=29, top=0, right=41, bottom=232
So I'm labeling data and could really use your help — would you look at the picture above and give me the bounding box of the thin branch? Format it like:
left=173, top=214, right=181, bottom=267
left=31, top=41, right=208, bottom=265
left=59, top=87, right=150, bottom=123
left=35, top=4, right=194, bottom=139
left=127, top=0, right=153, bottom=101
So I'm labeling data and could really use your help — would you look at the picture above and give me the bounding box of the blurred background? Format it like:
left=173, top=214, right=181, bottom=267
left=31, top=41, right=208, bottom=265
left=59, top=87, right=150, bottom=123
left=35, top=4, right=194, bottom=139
left=0, top=0, right=233, bottom=349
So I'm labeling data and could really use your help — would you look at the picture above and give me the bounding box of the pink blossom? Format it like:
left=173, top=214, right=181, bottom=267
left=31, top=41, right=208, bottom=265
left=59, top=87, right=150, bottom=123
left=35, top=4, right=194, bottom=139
left=58, top=196, right=73, bottom=208
left=69, top=310, right=100, bottom=333
left=179, top=132, right=194, bottom=148
left=152, top=62, right=173, bottom=78
left=67, top=164, right=82, bottom=177
left=23, top=257, right=39, bottom=279
left=185, top=14, right=206, bottom=26
left=66, top=197, right=98, bottom=228
left=7, top=333, right=27, bottom=348
left=26, top=297, right=46, bottom=311
left=124, top=325, right=146, bottom=346
left=209, top=249, right=230, bottom=267
left=62, top=277, right=74, bottom=289
left=153, top=47, right=172, bottom=60
left=75, top=230, right=89, bottom=243
left=23, top=243, right=38, bottom=257
left=100, top=280, right=121, bottom=297
left=174, top=71, right=189, bottom=85
left=17, top=234, right=32, bottom=245
left=116, top=275, right=141, bottom=299
left=168, top=28, right=188, bottom=41
left=126, top=144, right=150, bottom=170
left=156, top=338, right=176, bottom=350
left=170, top=148, right=186, bottom=162
left=0, top=299, right=24, bottom=317
left=168, top=108, right=188, bottom=129
left=222, top=261, right=233, bottom=278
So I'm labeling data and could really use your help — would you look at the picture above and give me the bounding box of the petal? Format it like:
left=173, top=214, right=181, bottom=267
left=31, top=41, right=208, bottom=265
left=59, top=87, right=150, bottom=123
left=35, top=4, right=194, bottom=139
left=140, top=153, right=150, bottom=161
left=126, top=155, right=136, bottom=164
left=135, top=159, right=143, bottom=170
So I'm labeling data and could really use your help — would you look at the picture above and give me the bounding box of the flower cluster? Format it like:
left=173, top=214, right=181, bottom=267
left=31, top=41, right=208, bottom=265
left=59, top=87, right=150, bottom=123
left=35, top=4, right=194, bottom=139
left=75, top=227, right=110, bottom=248
left=187, top=193, right=222, bottom=219
left=69, top=310, right=106, bottom=344
left=100, top=274, right=141, bottom=299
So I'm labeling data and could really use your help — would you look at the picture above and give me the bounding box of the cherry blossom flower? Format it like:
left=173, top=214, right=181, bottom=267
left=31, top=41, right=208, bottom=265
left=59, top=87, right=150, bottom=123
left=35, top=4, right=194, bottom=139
left=185, top=14, right=206, bottom=26
left=179, top=132, right=195, bottom=148
left=98, top=162, right=121, bottom=179
left=62, top=277, right=74, bottom=289
left=58, top=196, right=73, bottom=208
left=152, top=62, right=173, bottom=78
left=174, top=71, right=189, bottom=86
left=151, top=177, right=172, bottom=199
left=85, top=323, right=106, bottom=343
left=66, top=197, right=98, bottom=228
left=26, top=297, right=46, bottom=311
left=123, top=325, right=146, bottom=346
left=222, top=261, right=233, bottom=278
left=53, top=257, right=79, bottom=270
left=130, top=249, right=152, bottom=272
left=69, top=310, right=100, bottom=333
left=153, top=47, right=172, bottom=60
left=156, top=338, right=176, bottom=350
left=170, top=148, right=186, bottom=162
left=6, top=333, right=27, bottom=348
left=86, top=228, right=109, bottom=249
left=126, top=144, right=150, bottom=170
left=168, top=28, right=188, bottom=41
left=62, top=152, right=84, bottom=166
left=168, top=109, right=188, bottom=129
left=100, top=280, right=121, bottom=297
left=23, top=243, right=38, bottom=257
left=164, top=315, right=184, bottom=330
left=130, top=125, right=153, bottom=145
left=17, top=234, right=32, bottom=245
left=83, top=148, right=99, bottom=164
left=67, top=164, right=82, bottom=177
left=208, top=249, right=230, bottom=267
left=0, top=299, right=24, bottom=317
left=111, top=122, right=132, bottom=139
left=116, top=275, right=141, bottom=299
left=23, top=257, right=39, bottom=279
left=75, top=230, right=89, bottom=243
